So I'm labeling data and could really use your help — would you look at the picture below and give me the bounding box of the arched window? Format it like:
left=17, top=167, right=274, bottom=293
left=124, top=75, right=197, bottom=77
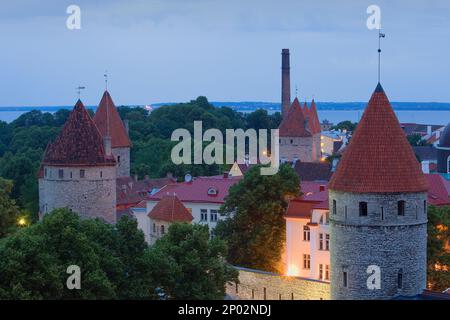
left=359, top=202, right=368, bottom=216
left=398, top=201, right=406, bottom=216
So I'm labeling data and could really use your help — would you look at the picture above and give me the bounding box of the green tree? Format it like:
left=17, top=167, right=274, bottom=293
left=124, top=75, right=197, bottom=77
left=150, top=223, right=238, bottom=300
left=407, top=133, right=430, bottom=147
left=215, top=164, right=300, bottom=273
left=331, top=120, right=358, bottom=132
left=0, top=209, right=153, bottom=299
left=427, top=205, right=450, bottom=291
left=0, top=178, right=22, bottom=238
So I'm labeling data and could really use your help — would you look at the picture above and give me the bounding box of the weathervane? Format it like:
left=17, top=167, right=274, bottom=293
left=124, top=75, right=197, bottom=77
left=104, top=70, right=108, bottom=90
left=295, top=85, right=298, bottom=98
left=76, top=86, right=86, bottom=99
left=378, top=28, right=386, bottom=83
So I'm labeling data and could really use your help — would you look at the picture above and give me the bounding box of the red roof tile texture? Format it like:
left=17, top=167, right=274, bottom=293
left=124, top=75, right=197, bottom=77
left=279, top=98, right=312, bottom=137
left=308, top=99, right=322, bottom=135
left=94, top=91, right=132, bottom=148
left=148, top=194, right=194, bottom=222
left=42, top=100, right=115, bottom=167
left=329, top=84, right=428, bottom=193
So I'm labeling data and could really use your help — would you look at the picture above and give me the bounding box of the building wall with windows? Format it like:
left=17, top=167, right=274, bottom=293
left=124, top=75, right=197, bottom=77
left=285, top=209, right=331, bottom=282
left=135, top=200, right=224, bottom=244
left=39, top=165, right=116, bottom=224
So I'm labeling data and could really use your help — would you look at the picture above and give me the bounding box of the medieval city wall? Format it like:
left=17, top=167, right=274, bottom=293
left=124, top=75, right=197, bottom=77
left=226, top=266, right=330, bottom=300
left=279, top=137, right=314, bottom=163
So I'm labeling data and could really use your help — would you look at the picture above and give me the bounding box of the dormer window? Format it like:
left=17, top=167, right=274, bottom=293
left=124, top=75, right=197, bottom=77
left=207, top=187, right=218, bottom=196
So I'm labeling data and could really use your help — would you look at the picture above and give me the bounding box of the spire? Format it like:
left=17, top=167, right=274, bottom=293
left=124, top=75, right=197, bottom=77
left=279, top=98, right=312, bottom=137
left=42, top=100, right=115, bottom=167
left=93, top=91, right=132, bottom=148
left=329, top=84, right=428, bottom=193
left=309, top=99, right=321, bottom=134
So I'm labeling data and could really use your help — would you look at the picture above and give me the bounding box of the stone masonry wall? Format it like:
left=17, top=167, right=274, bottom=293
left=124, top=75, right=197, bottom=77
left=226, top=267, right=330, bottom=300
left=112, top=147, right=130, bottom=177
left=329, top=190, right=428, bottom=300
left=279, top=137, right=313, bottom=163
left=39, top=165, right=116, bottom=224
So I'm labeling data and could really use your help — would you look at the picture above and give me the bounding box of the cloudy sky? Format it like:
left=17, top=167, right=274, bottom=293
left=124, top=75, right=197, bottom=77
left=1, top=0, right=450, bottom=106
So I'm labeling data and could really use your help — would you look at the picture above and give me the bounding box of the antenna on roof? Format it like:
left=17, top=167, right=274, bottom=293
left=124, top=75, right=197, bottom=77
left=76, top=86, right=86, bottom=100
left=378, top=28, right=386, bottom=83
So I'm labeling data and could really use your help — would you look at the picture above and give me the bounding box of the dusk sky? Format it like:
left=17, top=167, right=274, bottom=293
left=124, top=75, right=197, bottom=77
left=1, top=0, right=450, bottom=106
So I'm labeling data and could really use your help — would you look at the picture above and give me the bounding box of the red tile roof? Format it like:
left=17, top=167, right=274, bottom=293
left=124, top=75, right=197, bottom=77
left=148, top=176, right=241, bottom=204
left=285, top=200, right=316, bottom=219
left=279, top=98, right=312, bottom=137
left=93, top=91, right=132, bottom=148
left=329, top=84, right=428, bottom=193
left=148, top=194, right=193, bottom=222
left=425, top=174, right=450, bottom=206
left=116, top=176, right=174, bottom=206
left=42, top=100, right=115, bottom=167
left=309, top=99, right=322, bottom=135
left=294, top=161, right=333, bottom=182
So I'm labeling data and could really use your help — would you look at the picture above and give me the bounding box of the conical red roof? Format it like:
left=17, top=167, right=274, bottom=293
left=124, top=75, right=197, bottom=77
left=148, top=194, right=194, bottom=222
left=42, top=100, right=115, bottom=167
left=309, top=99, right=321, bottom=135
left=329, top=84, right=428, bottom=193
left=279, top=98, right=312, bottom=137
left=93, top=91, right=131, bottom=148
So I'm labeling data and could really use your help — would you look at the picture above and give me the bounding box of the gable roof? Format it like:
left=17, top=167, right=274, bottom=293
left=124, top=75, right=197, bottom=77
left=279, top=98, right=312, bottom=137
left=148, top=176, right=241, bottom=204
left=329, top=83, right=428, bottom=193
left=93, top=91, right=132, bottom=148
left=294, top=161, right=333, bottom=182
left=42, top=100, right=115, bottom=167
left=148, top=194, right=193, bottom=222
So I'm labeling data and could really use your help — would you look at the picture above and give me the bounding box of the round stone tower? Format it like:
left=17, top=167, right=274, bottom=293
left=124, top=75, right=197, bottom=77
left=94, top=91, right=132, bottom=178
left=328, top=83, right=429, bottom=300
left=436, top=123, right=450, bottom=178
left=39, top=100, right=117, bottom=223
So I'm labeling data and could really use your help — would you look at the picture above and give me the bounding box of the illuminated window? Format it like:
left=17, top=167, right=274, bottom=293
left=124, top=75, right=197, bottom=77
left=319, top=264, right=323, bottom=280
left=325, top=265, right=330, bottom=281
left=319, top=233, right=324, bottom=250
left=325, top=234, right=330, bottom=251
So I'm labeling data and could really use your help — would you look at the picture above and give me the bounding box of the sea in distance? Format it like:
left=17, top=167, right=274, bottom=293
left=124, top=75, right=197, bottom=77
left=1, top=101, right=450, bottom=125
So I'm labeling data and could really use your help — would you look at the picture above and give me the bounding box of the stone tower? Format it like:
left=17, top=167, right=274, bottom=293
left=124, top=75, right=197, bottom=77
left=94, top=91, right=132, bottom=177
left=328, top=83, right=429, bottom=300
left=281, top=49, right=291, bottom=118
left=279, top=98, right=321, bottom=163
left=436, top=123, right=450, bottom=179
left=38, top=100, right=117, bottom=223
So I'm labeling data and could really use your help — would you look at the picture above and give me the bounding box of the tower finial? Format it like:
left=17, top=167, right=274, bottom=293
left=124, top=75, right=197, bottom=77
left=378, top=28, right=386, bottom=83
left=295, top=85, right=298, bottom=98
left=76, top=86, right=86, bottom=100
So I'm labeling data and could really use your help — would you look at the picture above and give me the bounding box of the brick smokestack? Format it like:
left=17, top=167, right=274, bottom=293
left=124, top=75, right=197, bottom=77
left=281, top=49, right=291, bottom=118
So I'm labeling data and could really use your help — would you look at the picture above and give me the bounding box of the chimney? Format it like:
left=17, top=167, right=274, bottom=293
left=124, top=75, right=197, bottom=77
left=421, top=161, right=430, bottom=174
left=124, top=119, right=130, bottom=135
left=281, top=49, right=291, bottom=118
left=103, top=136, right=112, bottom=156
left=319, top=185, right=326, bottom=192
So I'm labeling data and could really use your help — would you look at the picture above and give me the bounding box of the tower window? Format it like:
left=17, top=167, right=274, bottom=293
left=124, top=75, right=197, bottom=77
left=397, top=270, right=403, bottom=289
left=424, top=200, right=427, bottom=215
left=44, top=168, right=47, bottom=177
left=70, top=172, right=73, bottom=179
left=161, top=225, right=165, bottom=235
left=58, top=169, right=64, bottom=179
left=381, top=207, right=384, bottom=220
left=118, top=156, right=121, bottom=163
left=290, top=139, right=294, bottom=144
left=332, top=200, right=337, bottom=215
left=359, top=202, right=368, bottom=216
left=100, top=171, right=103, bottom=178
left=80, top=170, right=85, bottom=178
left=343, top=271, right=348, bottom=287
left=398, top=201, right=406, bottom=216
